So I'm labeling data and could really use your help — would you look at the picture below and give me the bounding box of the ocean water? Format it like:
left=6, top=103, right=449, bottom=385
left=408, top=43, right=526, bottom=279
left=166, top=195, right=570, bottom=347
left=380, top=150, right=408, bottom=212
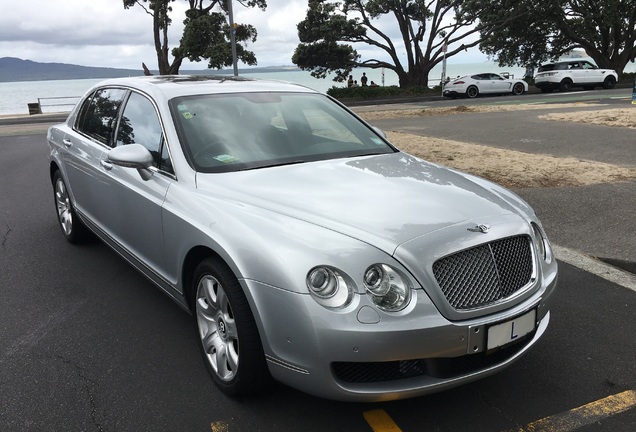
left=1, top=60, right=633, bottom=116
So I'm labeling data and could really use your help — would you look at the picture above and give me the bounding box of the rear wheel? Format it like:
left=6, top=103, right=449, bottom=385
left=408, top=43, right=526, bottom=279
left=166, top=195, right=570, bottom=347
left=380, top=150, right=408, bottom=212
left=193, top=257, right=269, bottom=396
left=466, top=86, right=479, bottom=98
left=603, top=76, right=616, bottom=89
left=559, top=79, right=573, bottom=92
left=512, top=82, right=525, bottom=95
left=52, top=170, right=88, bottom=243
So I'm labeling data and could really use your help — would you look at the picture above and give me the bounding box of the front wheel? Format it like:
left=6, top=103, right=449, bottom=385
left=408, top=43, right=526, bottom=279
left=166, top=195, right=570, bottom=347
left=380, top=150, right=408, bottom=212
left=603, top=76, right=616, bottom=89
left=512, top=82, right=525, bottom=95
left=193, top=257, right=269, bottom=397
left=52, top=170, right=88, bottom=243
left=466, top=86, right=479, bottom=98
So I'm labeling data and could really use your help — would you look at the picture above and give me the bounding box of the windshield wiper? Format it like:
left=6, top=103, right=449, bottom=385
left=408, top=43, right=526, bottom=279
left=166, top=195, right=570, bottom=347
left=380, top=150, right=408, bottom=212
left=237, top=159, right=306, bottom=171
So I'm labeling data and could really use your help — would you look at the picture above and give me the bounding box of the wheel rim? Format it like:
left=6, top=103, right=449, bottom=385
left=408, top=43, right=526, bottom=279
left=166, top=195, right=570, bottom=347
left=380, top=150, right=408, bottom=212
left=513, top=84, right=523, bottom=95
left=55, top=177, right=73, bottom=236
left=196, top=275, right=239, bottom=382
left=467, top=87, right=478, bottom=98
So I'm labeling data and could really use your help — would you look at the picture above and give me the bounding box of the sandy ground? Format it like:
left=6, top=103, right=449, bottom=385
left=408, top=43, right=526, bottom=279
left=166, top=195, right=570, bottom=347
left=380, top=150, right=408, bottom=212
left=356, top=104, right=636, bottom=188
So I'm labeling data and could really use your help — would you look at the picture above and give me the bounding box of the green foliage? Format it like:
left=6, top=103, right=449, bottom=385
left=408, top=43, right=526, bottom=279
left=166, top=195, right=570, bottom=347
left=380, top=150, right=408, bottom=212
left=123, top=0, right=266, bottom=74
left=620, top=72, right=636, bottom=83
left=326, top=85, right=439, bottom=99
left=182, top=9, right=258, bottom=69
left=461, top=0, right=636, bottom=74
left=293, top=1, right=490, bottom=88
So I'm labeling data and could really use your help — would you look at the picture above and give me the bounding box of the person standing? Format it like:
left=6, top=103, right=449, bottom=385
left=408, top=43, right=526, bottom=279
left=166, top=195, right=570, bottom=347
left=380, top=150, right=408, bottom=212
left=347, top=75, right=354, bottom=87
left=360, top=72, right=368, bottom=87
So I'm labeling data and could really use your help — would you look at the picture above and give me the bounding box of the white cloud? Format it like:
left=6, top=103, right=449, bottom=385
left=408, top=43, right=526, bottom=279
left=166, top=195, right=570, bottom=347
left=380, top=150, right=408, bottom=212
left=0, top=0, right=486, bottom=70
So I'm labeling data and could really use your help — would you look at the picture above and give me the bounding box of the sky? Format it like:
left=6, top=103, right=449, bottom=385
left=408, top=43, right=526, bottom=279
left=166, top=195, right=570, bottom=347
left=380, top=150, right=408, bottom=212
left=0, top=0, right=488, bottom=71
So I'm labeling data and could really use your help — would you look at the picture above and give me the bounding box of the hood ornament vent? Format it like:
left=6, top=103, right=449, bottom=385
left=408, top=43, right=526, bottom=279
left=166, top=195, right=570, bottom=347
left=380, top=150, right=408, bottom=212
left=468, top=224, right=491, bottom=234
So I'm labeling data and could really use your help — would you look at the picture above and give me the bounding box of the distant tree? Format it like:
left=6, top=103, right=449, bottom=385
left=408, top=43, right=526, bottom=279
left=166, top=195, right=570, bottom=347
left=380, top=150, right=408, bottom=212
left=292, top=0, right=522, bottom=88
left=461, top=0, right=636, bottom=74
left=123, top=0, right=267, bottom=75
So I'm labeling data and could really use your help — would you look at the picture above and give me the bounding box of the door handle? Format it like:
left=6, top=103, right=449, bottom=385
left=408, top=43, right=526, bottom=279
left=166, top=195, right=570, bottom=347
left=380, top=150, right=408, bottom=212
left=62, top=139, right=72, bottom=148
left=100, top=160, right=113, bottom=171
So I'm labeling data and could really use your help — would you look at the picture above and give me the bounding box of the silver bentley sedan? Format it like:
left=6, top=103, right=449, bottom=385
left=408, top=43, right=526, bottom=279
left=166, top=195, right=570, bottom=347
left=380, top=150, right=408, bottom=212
left=47, top=76, right=557, bottom=402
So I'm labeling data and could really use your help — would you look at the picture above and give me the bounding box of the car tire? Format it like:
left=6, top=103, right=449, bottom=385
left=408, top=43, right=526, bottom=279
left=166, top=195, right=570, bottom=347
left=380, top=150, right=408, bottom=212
left=52, top=170, right=88, bottom=243
left=466, top=86, right=479, bottom=98
left=603, top=76, right=617, bottom=89
left=512, top=83, right=525, bottom=95
left=193, top=257, right=269, bottom=397
left=559, top=79, right=573, bottom=92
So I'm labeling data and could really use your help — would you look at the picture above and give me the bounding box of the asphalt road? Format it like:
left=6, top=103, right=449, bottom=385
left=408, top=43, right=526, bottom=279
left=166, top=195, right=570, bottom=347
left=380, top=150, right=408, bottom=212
left=362, top=87, right=636, bottom=270
left=1, top=101, right=635, bottom=431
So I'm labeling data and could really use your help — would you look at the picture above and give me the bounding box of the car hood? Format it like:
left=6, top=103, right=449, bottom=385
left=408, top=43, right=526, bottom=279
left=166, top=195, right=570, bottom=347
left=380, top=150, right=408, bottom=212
left=196, top=153, right=533, bottom=254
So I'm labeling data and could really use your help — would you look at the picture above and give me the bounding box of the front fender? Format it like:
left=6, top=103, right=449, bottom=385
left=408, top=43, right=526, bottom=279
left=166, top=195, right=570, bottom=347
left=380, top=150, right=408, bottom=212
left=161, top=182, right=416, bottom=297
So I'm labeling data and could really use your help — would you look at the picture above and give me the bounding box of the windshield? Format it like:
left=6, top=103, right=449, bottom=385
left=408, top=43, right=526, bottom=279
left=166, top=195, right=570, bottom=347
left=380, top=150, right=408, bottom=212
left=170, top=92, right=396, bottom=172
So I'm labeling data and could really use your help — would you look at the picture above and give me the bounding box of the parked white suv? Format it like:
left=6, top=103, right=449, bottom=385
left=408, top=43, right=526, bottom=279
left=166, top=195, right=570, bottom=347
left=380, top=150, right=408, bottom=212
left=534, top=60, right=618, bottom=92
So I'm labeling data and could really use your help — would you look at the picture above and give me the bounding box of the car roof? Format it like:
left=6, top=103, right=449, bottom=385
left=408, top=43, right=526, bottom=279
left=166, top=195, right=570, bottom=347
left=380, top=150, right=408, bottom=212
left=88, top=75, right=320, bottom=100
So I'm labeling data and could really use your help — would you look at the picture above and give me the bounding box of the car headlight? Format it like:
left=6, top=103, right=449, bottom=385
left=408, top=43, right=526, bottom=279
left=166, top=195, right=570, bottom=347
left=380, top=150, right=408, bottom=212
left=532, top=222, right=553, bottom=263
left=363, top=264, right=411, bottom=311
left=306, top=266, right=353, bottom=309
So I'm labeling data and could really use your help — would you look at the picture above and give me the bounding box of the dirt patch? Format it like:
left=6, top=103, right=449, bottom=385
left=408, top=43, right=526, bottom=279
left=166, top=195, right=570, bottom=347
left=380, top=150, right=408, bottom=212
left=354, top=104, right=636, bottom=188
left=539, top=107, right=636, bottom=129
left=387, top=132, right=636, bottom=188
left=355, top=103, right=607, bottom=121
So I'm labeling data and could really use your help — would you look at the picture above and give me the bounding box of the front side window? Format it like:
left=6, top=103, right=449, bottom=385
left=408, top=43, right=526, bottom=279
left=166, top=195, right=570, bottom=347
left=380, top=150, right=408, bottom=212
left=170, top=92, right=395, bottom=173
left=116, top=92, right=173, bottom=174
left=75, top=88, right=127, bottom=146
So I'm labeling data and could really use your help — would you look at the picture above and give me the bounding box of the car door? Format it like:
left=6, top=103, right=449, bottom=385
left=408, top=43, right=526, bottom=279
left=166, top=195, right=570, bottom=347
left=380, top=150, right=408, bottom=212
left=488, top=74, right=512, bottom=92
left=99, top=91, right=175, bottom=276
left=580, top=61, right=600, bottom=84
left=566, top=61, right=586, bottom=84
left=471, top=74, right=491, bottom=94
left=63, top=87, right=128, bottom=230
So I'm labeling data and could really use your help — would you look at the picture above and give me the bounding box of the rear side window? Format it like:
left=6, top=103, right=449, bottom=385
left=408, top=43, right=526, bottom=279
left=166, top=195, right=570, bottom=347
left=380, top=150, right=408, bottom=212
left=75, top=88, right=127, bottom=146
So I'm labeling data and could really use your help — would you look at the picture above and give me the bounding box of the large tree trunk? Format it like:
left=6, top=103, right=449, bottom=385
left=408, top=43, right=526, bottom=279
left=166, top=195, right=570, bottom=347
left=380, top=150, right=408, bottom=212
left=152, top=0, right=184, bottom=75
left=396, top=68, right=433, bottom=88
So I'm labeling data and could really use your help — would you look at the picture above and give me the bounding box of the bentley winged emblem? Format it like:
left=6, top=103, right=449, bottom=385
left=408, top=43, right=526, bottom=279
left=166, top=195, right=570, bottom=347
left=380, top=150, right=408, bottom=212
left=468, top=224, right=491, bottom=234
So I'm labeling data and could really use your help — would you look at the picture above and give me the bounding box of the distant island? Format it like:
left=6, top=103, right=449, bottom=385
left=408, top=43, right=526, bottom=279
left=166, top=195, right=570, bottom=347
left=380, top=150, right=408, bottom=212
left=0, top=57, right=300, bottom=82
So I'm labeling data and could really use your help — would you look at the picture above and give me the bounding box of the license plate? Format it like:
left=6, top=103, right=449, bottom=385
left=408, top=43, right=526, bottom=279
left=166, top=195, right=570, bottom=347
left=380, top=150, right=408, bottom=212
left=487, top=309, right=536, bottom=351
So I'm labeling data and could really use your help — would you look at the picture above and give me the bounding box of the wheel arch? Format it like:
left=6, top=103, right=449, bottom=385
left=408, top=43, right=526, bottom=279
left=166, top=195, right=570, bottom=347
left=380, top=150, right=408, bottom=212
left=466, top=85, right=479, bottom=98
left=50, top=161, right=61, bottom=185
left=182, top=245, right=227, bottom=311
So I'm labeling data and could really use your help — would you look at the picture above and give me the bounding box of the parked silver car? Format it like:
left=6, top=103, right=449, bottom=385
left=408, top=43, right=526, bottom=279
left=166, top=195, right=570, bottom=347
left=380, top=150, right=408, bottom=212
left=48, top=76, right=557, bottom=402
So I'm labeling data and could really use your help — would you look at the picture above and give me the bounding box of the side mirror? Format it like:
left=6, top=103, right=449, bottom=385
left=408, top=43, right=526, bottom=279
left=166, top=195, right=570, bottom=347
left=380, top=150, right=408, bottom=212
left=108, top=144, right=154, bottom=181
left=372, top=126, right=387, bottom=139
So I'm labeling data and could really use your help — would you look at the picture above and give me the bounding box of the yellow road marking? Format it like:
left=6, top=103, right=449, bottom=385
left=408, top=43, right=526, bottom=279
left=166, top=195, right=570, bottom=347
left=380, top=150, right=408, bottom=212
left=506, top=390, right=636, bottom=432
left=363, top=409, right=403, bottom=432
left=210, top=421, right=230, bottom=432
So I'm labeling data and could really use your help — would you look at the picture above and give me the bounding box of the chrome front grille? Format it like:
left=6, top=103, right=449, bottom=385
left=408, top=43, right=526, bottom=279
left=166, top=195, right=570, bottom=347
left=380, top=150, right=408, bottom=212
left=432, top=236, right=533, bottom=310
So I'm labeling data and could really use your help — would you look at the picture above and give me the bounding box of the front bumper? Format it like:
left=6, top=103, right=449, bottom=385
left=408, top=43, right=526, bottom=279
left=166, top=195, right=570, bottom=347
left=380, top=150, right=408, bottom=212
left=243, top=266, right=557, bottom=402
